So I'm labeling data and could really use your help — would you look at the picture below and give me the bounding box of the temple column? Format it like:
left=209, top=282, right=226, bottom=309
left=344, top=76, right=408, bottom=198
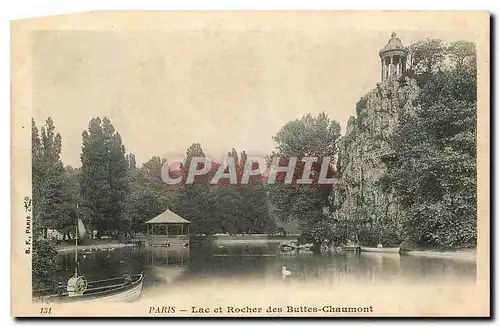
left=381, top=59, right=384, bottom=81
left=390, top=56, right=394, bottom=76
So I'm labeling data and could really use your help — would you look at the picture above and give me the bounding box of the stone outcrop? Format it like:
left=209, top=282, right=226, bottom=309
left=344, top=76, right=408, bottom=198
left=332, top=75, right=419, bottom=231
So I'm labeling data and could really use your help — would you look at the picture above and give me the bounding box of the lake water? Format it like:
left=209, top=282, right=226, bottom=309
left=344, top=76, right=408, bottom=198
left=56, top=241, right=476, bottom=297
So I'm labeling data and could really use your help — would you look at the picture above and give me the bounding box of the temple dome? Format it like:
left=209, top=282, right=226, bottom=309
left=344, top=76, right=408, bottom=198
left=379, top=32, right=408, bottom=57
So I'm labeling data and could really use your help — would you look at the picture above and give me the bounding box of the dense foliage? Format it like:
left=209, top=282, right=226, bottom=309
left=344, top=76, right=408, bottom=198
left=80, top=117, right=130, bottom=238
left=266, top=112, right=342, bottom=246
left=33, top=118, right=275, bottom=240
left=32, top=238, right=59, bottom=291
left=32, top=118, right=77, bottom=239
left=388, top=40, right=477, bottom=248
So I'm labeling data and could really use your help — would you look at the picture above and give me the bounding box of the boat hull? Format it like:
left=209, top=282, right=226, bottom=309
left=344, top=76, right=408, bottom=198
left=361, top=246, right=401, bottom=254
left=35, top=273, right=144, bottom=304
left=68, top=277, right=143, bottom=303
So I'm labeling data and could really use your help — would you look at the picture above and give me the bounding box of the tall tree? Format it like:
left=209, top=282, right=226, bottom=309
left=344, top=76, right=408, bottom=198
left=32, top=118, right=72, bottom=238
left=267, top=113, right=341, bottom=244
left=32, top=118, right=70, bottom=292
left=211, top=149, right=241, bottom=234
left=177, top=143, right=218, bottom=235
left=32, top=119, right=43, bottom=234
left=103, top=118, right=130, bottom=234
left=238, top=150, right=274, bottom=234
left=80, top=117, right=129, bottom=238
left=210, top=148, right=274, bottom=235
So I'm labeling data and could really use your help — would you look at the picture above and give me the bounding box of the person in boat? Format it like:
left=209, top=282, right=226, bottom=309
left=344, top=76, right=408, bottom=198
left=123, top=274, right=132, bottom=285
left=57, top=280, right=65, bottom=297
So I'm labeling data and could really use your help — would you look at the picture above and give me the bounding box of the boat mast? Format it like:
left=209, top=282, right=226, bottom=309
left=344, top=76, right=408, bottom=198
left=75, top=203, right=79, bottom=278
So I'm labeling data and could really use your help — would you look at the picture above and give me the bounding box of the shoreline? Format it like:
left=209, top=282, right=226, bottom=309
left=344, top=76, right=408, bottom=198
left=56, top=243, right=135, bottom=253
left=404, top=249, right=476, bottom=261
left=214, top=239, right=291, bottom=245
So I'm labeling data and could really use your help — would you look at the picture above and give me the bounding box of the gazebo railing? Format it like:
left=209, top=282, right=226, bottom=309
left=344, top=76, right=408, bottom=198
left=146, top=234, right=189, bottom=247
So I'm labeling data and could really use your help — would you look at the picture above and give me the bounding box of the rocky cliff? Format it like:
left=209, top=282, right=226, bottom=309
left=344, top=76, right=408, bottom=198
left=332, top=75, right=419, bottom=237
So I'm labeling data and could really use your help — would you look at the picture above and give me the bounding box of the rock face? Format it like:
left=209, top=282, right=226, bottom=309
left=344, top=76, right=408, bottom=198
left=332, top=75, right=419, bottom=233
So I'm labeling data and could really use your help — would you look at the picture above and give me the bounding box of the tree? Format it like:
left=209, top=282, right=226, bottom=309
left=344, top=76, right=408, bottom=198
left=32, top=118, right=73, bottom=238
left=177, top=143, right=218, bottom=235
left=211, top=148, right=274, bottom=235
left=124, top=155, right=182, bottom=234
left=59, top=166, right=81, bottom=240
left=267, top=112, right=342, bottom=245
left=103, top=118, right=130, bottom=234
left=80, top=117, right=129, bottom=238
left=211, top=149, right=241, bottom=234
left=407, top=39, right=446, bottom=76
left=80, top=118, right=110, bottom=237
left=32, top=119, right=43, bottom=235
left=447, top=41, right=476, bottom=71
left=238, top=150, right=274, bottom=234
left=32, top=118, right=69, bottom=292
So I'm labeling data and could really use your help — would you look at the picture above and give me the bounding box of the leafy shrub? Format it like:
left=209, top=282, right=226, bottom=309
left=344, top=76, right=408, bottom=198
left=32, top=238, right=59, bottom=292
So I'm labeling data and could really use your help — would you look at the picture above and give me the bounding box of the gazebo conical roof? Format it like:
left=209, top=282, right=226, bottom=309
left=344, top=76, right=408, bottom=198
left=145, top=209, right=191, bottom=224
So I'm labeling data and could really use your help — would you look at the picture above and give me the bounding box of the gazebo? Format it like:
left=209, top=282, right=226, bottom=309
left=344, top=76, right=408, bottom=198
left=145, top=209, right=191, bottom=248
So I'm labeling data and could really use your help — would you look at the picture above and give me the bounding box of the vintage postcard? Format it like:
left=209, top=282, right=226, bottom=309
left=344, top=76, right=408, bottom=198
left=11, top=11, right=490, bottom=317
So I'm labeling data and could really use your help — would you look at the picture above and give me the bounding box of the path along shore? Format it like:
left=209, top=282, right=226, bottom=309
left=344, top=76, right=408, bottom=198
left=56, top=243, right=135, bottom=253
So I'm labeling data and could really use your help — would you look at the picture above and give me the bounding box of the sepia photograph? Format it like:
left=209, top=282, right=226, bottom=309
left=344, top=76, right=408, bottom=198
left=10, top=11, right=490, bottom=317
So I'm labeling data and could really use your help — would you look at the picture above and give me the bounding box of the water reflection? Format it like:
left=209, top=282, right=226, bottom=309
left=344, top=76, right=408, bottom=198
left=57, top=241, right=476, bottom=294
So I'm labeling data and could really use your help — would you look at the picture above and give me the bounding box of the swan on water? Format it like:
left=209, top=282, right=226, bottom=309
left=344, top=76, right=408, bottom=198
left=282, top=266, right=292, bottom=279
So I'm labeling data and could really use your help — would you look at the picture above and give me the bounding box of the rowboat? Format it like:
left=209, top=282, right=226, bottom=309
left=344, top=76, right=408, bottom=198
left=281, top=245, right=295, bottom=252
left=34, top=272, right=144, bottom=303
left=361, top=246, right=401, bottom=254
left=280, top=242, right=313, bottom=252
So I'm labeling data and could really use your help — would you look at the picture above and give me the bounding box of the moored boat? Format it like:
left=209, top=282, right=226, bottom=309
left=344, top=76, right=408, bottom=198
left=280, top=242, right=313, bottom=252
left=34, top=213, right=144, bottom=304
left=361, top=246, right=401, bottom=254
left=34, top=272, right=144, bottom=303
left=280, top=244, right=295, bottom=252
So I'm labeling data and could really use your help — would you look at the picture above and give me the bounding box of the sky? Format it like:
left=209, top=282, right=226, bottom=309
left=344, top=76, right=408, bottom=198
left=30, top=13, right=483, bottom=167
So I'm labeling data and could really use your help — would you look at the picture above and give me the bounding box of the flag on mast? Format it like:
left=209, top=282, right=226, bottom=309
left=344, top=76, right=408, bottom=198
left=77, top=218, right=86, bottom=239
